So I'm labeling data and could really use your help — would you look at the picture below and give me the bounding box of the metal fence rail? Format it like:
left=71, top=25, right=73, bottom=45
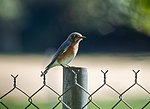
left=0, top=68, right=150, bottom=109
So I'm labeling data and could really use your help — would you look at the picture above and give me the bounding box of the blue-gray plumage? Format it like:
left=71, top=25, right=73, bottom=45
left=41, top=32, right=86, bottom=76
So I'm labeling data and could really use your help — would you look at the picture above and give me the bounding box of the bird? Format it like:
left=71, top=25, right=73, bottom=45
left=41, top=32, right=86, bottom=76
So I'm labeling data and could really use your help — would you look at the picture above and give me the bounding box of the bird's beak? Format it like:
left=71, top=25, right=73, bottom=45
left=79, top=35, right=86, bottom=39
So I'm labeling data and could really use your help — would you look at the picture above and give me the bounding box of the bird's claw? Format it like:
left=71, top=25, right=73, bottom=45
left=66, top=65, right=70, bottom=68
left=61, top=64, right=70, bottom=69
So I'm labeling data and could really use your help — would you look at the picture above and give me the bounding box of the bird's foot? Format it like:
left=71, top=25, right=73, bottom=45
left=61, top=64, right=70, bottom=69
left=66, top=64, right=70, bottom=68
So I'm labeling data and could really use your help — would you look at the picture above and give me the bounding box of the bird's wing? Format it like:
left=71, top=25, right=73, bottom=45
left=46, top=41, right=71, bottom=69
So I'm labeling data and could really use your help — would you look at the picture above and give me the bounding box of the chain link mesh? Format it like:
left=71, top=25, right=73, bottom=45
left=0, top=70, right=150, bottom=109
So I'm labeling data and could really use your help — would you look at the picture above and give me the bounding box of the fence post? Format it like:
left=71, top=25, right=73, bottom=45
left=63, top=66, right=88, bottom=109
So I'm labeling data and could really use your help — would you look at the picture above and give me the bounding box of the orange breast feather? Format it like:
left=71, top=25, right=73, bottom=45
left=57, top=44, right=78, bottom=64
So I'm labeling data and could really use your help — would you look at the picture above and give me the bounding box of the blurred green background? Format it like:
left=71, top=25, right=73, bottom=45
left=0, top=0, right=150, bottom=53
left=0, top=0, right=150, bottom=109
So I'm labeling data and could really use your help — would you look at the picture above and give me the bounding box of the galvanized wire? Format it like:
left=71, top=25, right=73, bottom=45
left=0, top=69, right=150, bottom=109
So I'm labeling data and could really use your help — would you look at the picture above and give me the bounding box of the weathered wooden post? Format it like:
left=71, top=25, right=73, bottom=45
left=63, top=66, right=88, bottom=109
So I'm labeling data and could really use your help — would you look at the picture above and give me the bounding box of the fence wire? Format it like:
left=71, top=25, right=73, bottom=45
left=0, top=69, right=150, bottom=109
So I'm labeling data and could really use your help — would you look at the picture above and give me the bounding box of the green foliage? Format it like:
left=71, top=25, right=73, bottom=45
left=130, top=0, right=150, bottom=35
left=0, top=0, right=23, bottom=20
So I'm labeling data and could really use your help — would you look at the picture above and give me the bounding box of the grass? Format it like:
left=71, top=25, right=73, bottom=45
left=0, top=100, right=62, bottom=109
left=0, top=98, right=149, bottom=109
left=88, top=98, right=150, bottom=109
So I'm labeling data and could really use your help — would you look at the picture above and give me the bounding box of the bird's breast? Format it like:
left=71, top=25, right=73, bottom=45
left=57, top=43, right=79, bottom=65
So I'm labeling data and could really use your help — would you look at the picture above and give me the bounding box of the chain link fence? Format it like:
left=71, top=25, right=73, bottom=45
left=0, top=69, right=150, bottom=109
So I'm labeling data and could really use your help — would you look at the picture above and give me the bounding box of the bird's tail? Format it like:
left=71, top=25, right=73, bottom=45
left=41, top=63, right=53, bottom=77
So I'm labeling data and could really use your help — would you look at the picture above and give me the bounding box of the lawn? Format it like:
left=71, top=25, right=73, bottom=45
left=0, top=98, right=149, bottom=109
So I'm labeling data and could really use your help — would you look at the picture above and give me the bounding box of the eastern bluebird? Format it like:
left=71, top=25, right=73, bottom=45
left=41, top=32, right=86, bottom=76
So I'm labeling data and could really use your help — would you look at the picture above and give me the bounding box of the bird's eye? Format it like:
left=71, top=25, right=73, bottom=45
left=74, top=34, right=77, bottom=38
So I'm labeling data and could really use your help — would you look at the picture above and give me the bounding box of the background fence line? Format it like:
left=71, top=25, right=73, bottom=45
left=0, top=69, right=150, bottom=109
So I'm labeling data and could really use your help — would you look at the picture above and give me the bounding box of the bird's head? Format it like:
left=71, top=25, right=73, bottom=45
left=67, top=32, right=86, bottom=44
